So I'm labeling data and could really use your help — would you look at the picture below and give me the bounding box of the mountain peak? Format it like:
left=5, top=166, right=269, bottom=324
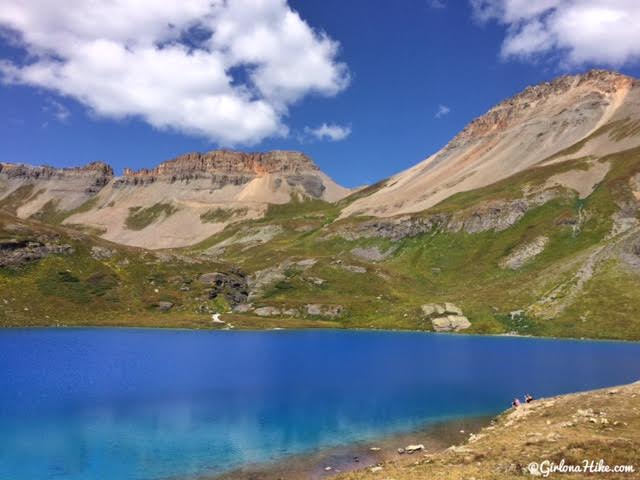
left=342, top=69, right=640, bottom=218
left=453, top=70, right=634, bottom=144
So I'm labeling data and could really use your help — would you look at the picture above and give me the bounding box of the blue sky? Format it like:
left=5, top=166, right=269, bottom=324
left=1, top=0, right=640, bottom=187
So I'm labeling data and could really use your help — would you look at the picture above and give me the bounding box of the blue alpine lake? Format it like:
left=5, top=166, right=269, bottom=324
left=1, top=328, right=639, bottom=479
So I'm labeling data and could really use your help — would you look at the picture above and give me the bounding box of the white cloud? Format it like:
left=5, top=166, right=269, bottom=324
left=470, top=0, right=640, bottom=67
left=304, top=123, right=351, bottom=141
left=0, top=0, right=350, bottom=145
left=43, top=98, right=70, bottom=122
left=429, top=0, right=447, bottom=9
left=435, top=104, right=451, bottom=118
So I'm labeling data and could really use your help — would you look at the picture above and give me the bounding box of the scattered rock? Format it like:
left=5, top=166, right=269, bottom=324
left=351, top=246, right=393, bottom=262
left=90, top=245, right=115, bottom=260
left=305, top=304, right=344, bottom=318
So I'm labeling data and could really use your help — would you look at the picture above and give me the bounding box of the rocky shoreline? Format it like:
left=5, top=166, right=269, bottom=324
left=186, top=381, right=640, bottom=480
left=194, top=416, right=491, bottom=480
left=337, top=381, right=640, bottom=480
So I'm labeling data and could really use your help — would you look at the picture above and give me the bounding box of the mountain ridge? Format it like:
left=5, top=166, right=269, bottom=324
left=0, top=149, right=349, bottom=248
left=2, top=69, right=640, bottom=340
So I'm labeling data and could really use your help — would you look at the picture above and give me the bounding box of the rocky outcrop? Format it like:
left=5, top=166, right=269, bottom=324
left=0, top=161, right=114, bottom=182
left=0, top=238, right=74, bottom=268
left=116, top=150, right=320, bottom=188
left=340, top=189, right=563, bottom=241
left=351, top=246, right=395, bottom=262
left=248, top=258, right=317, bottom=299
left=421, top=303, right=470, bottom=332
left=500, top=236, right=549, bottom=270
left=199, top=270, right=249, bottom=306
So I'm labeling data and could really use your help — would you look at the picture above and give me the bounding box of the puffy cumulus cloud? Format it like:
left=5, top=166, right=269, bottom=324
left=0, top=0, right=350, bottom=145
left=470, top=0, right=640, bottom=67
left=304, top=123, right=351, bottom=141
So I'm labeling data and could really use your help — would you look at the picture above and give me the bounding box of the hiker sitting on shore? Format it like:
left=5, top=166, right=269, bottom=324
left=525, top=394, right=534, bottom=403
left=512, top=398, right=521, bottom=408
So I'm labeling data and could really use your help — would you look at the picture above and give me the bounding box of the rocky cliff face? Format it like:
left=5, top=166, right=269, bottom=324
left=0, top=161, right=113, bottom=191
left=342, top=69, right=640, bottom=218
left=118, top=150, right=319, bottom=185
left=0, top=150, right=349, bottom=249
left=0, top=161, right=115, bottom=216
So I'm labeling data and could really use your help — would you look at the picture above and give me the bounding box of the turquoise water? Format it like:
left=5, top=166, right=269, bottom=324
left=1, top=328, right=639, bottom=479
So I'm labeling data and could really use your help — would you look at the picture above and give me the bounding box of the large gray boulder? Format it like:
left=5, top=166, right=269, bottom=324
left=254, top=306, right=281, bottom=317
left=421, top=302, right=471, bottom=332
left=431, top=315, right=471, bottom=332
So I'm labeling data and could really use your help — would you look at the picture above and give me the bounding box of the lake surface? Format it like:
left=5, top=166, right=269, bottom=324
left=1, top=329, right=639, bottom=479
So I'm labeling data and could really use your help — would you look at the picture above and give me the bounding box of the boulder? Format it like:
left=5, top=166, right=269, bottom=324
left=254, top=306, right=281, bottom=317
left=90, top=246, right=115, bottom=260
left=421, top=303, right=444, bottom=316
left=431, top=315, right=471, bottom=332
left=421, top=302, right=460, bottom=317
left=444, top=302, right=463, bottom=315
left=233, top=303, right=253, bottom=313
left=405, top=444, right=425, bottom=453
left=343, top=265, right=367, bottom=273
left=156, top=301, right=174, bottom=312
